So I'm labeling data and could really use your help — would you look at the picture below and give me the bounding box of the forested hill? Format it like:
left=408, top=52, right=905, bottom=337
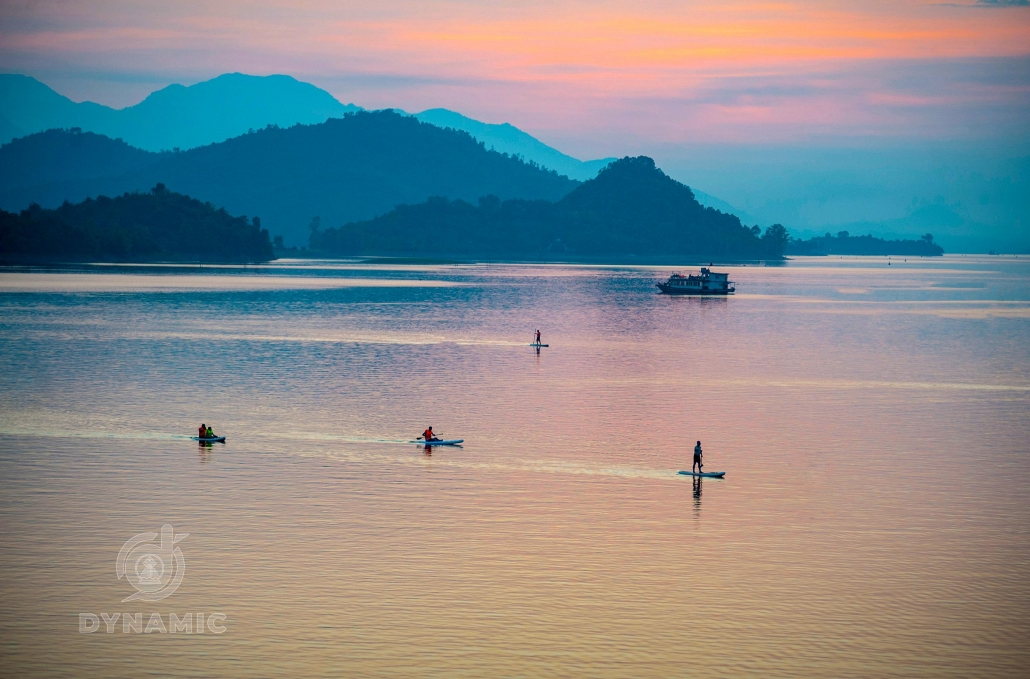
left=311, top=156, right=789, bottom=261
left=0, top=184, right=273, bottom=262
left=0, top=129, right=156, bottom=190
left=0, top=111, right=579, bottom=245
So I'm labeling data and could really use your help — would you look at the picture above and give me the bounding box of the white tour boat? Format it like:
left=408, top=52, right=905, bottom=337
left=656, top=267, right=735, bottom=295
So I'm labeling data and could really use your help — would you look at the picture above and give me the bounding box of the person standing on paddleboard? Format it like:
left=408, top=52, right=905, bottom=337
left=535, top=329, right=541, bottom=344
left=693, top=441, right=703, bottom=473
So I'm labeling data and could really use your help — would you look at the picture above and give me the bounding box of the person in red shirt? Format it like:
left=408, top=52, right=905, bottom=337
left=422, top=427, right=440, bottom=442
left=198, top=423, right=207, bottom=438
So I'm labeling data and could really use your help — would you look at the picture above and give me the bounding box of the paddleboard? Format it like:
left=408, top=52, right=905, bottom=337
left=529, top=343, right=549, bottom=347
left=191, top=436, right=226, bottom=443
left=678, top=470, right=725, bottom=478
left=411, top=439, right=464, bottom=446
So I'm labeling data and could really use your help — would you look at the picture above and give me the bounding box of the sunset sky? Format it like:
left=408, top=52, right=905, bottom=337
left=1, top=0, right=1028, bottom=247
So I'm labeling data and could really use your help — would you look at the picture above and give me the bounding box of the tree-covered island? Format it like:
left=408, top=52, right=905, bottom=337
left=0, top=184, right=274, bottom=263
left=787, top=231, right=944, bottom=256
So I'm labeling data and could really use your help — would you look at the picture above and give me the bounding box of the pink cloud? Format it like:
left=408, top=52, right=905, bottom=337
left=1, top=0, right=1027, bottom=145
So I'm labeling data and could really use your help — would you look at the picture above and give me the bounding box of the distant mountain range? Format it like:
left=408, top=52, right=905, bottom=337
left=0, top=112, right=578, bottom=245
left=0, top=70, right=771, bottom=253
left=0, top=73, right=360, bottom=152
left=0, top=73, right=614, bottom=182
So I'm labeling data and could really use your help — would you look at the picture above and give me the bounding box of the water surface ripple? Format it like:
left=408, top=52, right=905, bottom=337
left=1, top=256, right=1028, bottom=677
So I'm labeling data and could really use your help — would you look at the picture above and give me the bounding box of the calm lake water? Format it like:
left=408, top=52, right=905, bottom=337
left=1, top=257, right=1028, bottom=677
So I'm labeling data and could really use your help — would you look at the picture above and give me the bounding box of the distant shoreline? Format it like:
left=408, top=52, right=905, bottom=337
left=3, top=253, right=1019, bottom=272
left=274, top=251, right=788, bottom=266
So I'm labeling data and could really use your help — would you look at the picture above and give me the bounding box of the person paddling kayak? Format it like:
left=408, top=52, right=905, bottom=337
left=421, top=426, right=441, bottom=442
left=692, top=440, right=703, bottom=473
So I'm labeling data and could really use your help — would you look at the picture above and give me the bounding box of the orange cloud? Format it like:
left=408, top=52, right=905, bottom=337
left=1, top=0, right=1027, bottom=143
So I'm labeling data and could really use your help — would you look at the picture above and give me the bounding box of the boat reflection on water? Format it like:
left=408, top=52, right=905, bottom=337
left=420, top=441, right=463, bottom=456
left=196, top=439, right=215, bottom=463
left=668, top=296, right=730, bottom=309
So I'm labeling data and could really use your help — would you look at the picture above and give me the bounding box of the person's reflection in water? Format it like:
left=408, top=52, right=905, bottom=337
left=693, top=476, right=702, bottom=516
left=197, top=439, right=212, bottom=463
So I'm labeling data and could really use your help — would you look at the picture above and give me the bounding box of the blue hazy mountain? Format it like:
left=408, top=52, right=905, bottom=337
left=0, top=72, right=754, bottom=241
left=1, top=73, right=616, bottom=181
left=0, top=112, right=578, bottom=245
left=689, top=188, right=755, bottom=225
left=0, top=73, right=360, bottom=151
left=413, top=109, right=614, bottom=181
left=0, top=75, right=118, bottom=142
